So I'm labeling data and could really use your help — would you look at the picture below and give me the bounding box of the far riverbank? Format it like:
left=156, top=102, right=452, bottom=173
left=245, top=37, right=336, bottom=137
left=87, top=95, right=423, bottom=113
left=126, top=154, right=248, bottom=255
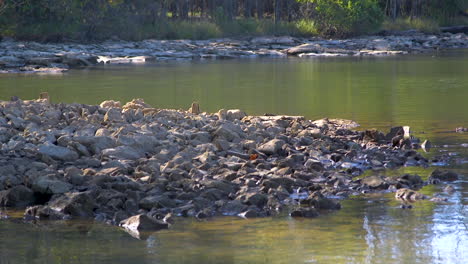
left=1, top=31, right=467, bottom=74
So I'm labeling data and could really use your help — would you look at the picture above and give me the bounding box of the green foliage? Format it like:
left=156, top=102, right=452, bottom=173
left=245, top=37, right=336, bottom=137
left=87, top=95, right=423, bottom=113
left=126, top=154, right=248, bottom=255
left=300, top=0, right=384, bottom=37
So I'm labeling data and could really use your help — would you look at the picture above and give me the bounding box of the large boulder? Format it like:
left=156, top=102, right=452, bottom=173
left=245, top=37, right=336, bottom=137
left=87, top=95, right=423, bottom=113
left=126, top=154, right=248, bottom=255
left=0, top=185, right=35, bottom=207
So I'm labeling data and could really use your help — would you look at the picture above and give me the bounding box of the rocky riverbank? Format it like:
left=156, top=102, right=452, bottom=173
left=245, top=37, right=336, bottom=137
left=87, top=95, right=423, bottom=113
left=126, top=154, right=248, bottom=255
left=0, top=96, right=460, bottom=236
left=1, top=31, right=467, bottom=73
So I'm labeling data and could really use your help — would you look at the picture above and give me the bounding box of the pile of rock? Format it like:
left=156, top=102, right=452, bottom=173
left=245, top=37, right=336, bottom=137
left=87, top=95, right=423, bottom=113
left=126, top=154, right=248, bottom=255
left=0, top=96, right=458, bottom=235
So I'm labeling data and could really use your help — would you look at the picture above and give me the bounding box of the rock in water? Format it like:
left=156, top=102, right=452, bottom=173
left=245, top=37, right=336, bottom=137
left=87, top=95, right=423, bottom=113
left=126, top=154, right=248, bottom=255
left=120, top=214, right=169, bottom=232
left=395, top=188, right=427, bottom=201
left=429, top=169, right=459, bottom=182
left=290, top=208, right=319, bottom=218
left=421, top=140, right=431, bottom=152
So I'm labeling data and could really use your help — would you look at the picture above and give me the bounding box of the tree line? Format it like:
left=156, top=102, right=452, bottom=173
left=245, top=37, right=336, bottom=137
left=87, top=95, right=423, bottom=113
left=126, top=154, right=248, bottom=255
left=0, top=0, right=466, bottom=40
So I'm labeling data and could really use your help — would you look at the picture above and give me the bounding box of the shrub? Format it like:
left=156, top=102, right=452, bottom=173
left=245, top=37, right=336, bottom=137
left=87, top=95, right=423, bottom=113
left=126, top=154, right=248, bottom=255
left=299, top=0, right=384, bottom=37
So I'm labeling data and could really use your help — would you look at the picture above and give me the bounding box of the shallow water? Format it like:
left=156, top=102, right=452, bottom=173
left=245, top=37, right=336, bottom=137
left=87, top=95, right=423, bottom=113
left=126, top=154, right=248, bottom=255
left=0, top=50, right=467, bottom=264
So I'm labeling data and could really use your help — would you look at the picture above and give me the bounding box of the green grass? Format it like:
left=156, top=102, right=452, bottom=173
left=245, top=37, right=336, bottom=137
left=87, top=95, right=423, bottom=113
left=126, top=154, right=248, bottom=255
left=382, top=17, right=440, bottom=34
left=1, top=18, right=320, bottom=42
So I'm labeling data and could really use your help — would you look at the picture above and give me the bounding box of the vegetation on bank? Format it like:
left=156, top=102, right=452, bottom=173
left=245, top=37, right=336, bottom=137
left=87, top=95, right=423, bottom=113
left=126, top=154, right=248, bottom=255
left=0, top=0, right=467, bottom=41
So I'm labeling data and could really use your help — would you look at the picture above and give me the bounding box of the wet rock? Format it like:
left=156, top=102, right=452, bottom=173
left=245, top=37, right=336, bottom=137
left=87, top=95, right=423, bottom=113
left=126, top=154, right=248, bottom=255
left=219, top=200, right=247, bottom=215
left=47, top=191, right=97, bottom=217
left=429, top=169, right=459, bottom=182
left=361, top=176, right=388, bottom=189
left=25, top=205, right=69, bottom=220
left=0, top=185, right=35, bottom=207
left=243, top=192, right=268, bottom=208
left=120, top=214, right=169, bottom=232
left=398, top=174, right=423, bottom=186
left=290, top=208, right=319, bottom=218
left=443, top=185, right=455, bottom=193
left=305, top=192, right=341, bottom=210
left=395, top=188, right=427, bottom=201
left=238, top=209, right=258, bottom=218
left=421, top=140, right=431, bottom=152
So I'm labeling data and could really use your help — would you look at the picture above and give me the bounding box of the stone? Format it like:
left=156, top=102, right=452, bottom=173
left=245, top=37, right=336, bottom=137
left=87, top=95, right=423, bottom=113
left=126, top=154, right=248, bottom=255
left=188, top=102, right=200, bottom=114
left=120, top=214, right=169, bottom=232
left=104, top=108, right=124, bottom=122
left=226, top=109, right=247, bottom=121
left=290, top=208, right=319, bottom=218
left=244, top=193, right=268, bottom=208
left=361, top=176, right=388, bottom=189
left=429, top=169, right=459, bottom=182
left=102, top=146, right=145, bottom=160
left=238, top=209, right=258, bottom=218
left=395, top=188, right=427, bottom=201
left=0, top=185, right=35, bottom=207
left=38, top=144, right=79, bottom=161
left=48, top=191, right=97, bottom=217
left=32, top=177, right=72, bottom=195
left=421, top=140, right=431, bottom=152
left=306, top=192, right=341, bottom=210
left=122, top=98, right=151, bottom=110
left=258, top=139, right=285, bottom=155
left=100, top=100, right=121, bottom=109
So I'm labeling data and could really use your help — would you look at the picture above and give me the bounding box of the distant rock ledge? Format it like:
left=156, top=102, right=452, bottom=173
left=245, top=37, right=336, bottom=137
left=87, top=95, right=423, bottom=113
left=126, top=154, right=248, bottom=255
left=1, top=31, right=467, bottom=73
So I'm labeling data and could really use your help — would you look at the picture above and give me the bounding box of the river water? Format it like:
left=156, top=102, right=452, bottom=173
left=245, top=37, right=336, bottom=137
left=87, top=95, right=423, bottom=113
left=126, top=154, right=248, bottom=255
left=0, top=50, right=467, bottom=264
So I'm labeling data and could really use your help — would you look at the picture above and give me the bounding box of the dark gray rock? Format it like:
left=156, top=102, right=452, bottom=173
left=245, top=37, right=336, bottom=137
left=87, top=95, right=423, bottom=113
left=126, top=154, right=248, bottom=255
left=38, top=144, right=79, bottom=161
left=47, top=191, right=97, bottom=217
left=120, top=214, right=169, bottom=231
left=290, top=208, right=319, bottom=218
left=429, top=169, right=459, bottom=182
left=0, top=185, right=35, bottom=207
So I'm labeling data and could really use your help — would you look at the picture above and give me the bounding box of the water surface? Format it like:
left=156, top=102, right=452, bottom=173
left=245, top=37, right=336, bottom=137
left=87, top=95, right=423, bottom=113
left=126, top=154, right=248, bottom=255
left=0, top=50, right=467, bottom=264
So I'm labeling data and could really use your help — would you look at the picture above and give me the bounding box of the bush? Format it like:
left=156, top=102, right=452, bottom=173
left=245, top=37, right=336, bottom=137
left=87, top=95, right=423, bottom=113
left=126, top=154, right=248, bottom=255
left=301, top=0, right=384, bottom=37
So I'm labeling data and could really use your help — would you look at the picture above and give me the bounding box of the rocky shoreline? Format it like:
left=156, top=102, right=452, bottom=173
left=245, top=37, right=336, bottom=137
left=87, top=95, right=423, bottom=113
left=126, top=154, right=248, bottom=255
left=0, top=97, right=460, bottom=237
left=1, top=31, right=467, bottom=73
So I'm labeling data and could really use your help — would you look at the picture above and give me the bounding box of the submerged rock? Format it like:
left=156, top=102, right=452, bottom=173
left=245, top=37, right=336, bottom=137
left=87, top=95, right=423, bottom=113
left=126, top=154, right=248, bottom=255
left=429, top=169, right=459, bottom=182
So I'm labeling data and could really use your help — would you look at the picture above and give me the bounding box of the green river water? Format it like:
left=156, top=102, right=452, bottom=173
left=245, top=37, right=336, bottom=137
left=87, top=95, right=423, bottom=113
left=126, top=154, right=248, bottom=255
left=0, top=50, right=467, bottom=264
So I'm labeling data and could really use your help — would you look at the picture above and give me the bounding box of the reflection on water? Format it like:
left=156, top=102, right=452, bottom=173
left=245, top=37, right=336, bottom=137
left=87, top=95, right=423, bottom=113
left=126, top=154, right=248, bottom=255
left=0, top=50, right=467, bottom=264
left=1, top=183, right=466, bottom=264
